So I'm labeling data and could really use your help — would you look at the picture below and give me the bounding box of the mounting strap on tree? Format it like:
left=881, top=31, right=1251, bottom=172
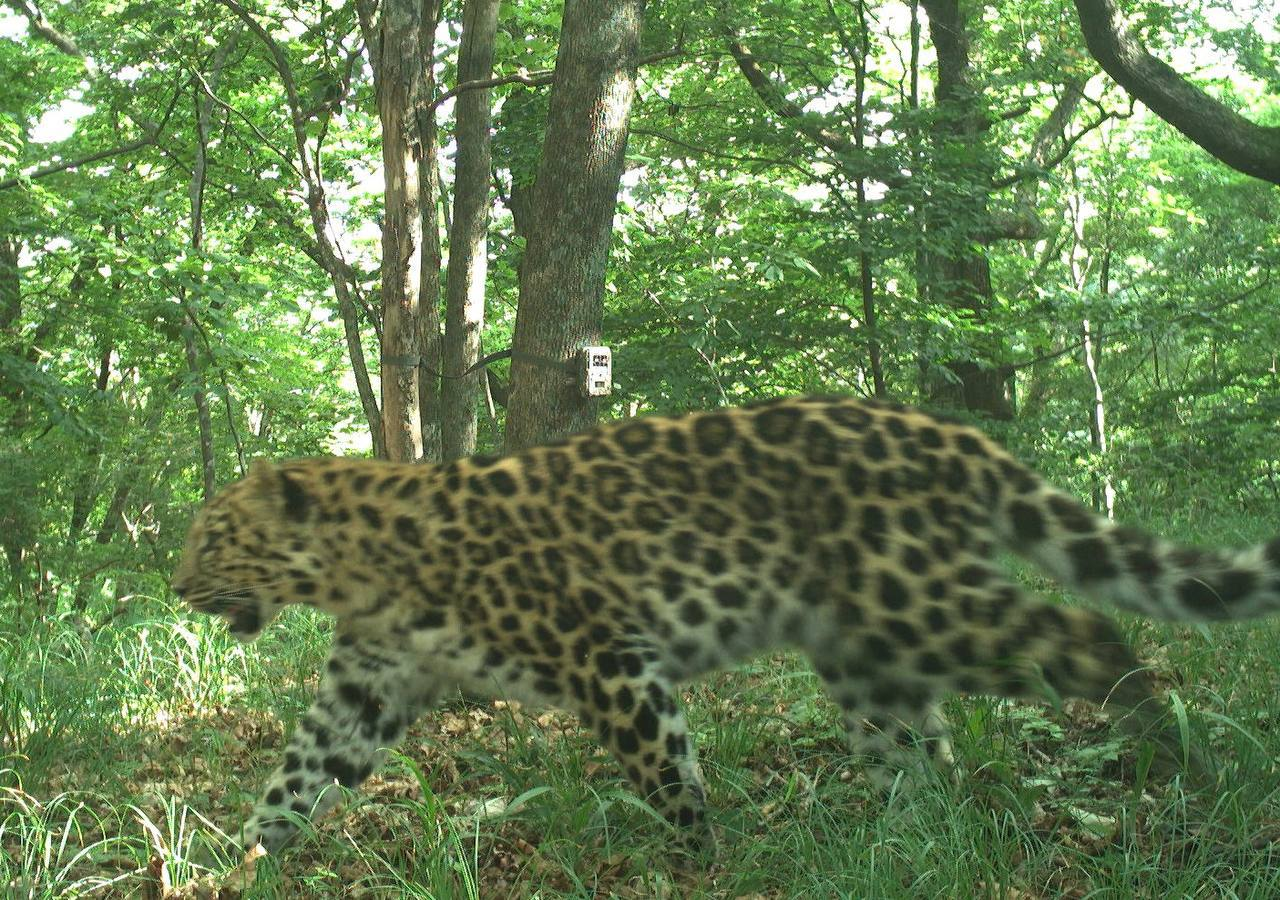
left=381, top=347, right=572, bottom=379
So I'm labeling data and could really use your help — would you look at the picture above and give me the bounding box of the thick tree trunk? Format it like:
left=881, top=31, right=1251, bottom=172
left=377, top=0, right=438, bottom=461
left=441, top=0, right=499, bottom=461
left=505, top=0, right=646, bottom=451
left=919, top=0, right=1012, bottom=419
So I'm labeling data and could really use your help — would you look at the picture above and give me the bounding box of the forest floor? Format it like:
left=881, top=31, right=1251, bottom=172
left=4, top=545, right=1280, bottom=897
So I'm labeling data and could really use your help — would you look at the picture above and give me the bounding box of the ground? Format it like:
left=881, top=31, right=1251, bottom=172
left=4, top=569, right=1280, bottom=898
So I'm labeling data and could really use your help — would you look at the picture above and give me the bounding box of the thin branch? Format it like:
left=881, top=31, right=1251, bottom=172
left=430, top=47, right=685, bottom=112
left=1008, top=276, right=1273, bottom=372
left=0, top=89, right=181, bottom=191
left=630, top=126, right=818, bottom=175
left=992, top=98, right=1134, bottom=190
left=182, top=43, right=303, bottom=180
left=430, top=69, right=553, bottom=110
left=0, top=138, right=150, bottom=191
left=213, top=0, right=309, bottom=152
left=724, top=35, right=855, bottom=155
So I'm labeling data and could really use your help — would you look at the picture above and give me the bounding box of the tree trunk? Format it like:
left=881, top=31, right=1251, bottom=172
left=919, top=0, right=1012, bottom=419
left=853, top=0, right=884, bottom=397
left=96, top=381, right=177, bottom=543
left=1067, top=184, right=1114, bottom=517
left=182, top=37, right=235, bottom=497
left=416, top=1, right=445, bottom=463
left=182, top=326, right=216, bottom=497
left=1082, top=317, right=1114, bottom=518
left=504, top=0, right=646, bottom=451
left=377, top=0, right=438, bottom=461
left=441, top=0, right=499, bottom=461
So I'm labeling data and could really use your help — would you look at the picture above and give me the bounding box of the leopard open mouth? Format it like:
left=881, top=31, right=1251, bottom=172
left=197, top=592, right=263, bottom=638
left=225, top=604, right=262, bottom=637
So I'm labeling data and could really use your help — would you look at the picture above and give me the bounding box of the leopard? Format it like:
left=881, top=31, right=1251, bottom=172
left=171, top=394, right=1280, bottom=856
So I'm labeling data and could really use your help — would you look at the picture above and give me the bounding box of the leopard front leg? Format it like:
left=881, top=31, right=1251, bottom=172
left=242, top=637, right=438, bottom=854
left=575, top=649, right=712, bottom=853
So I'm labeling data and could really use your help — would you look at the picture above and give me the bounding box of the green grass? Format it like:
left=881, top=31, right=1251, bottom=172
left=3, top=520, right=1280, bottom=897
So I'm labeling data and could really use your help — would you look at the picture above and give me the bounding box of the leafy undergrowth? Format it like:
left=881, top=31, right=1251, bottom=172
left=3, top=596, right=1280, bottom=898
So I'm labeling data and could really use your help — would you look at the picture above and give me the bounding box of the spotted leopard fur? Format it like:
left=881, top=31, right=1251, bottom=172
left=172, top=395, right=1280, bottom=854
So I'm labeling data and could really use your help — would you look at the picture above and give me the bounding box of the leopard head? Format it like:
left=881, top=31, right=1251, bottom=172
left=171, top=459, right=322, bottom=642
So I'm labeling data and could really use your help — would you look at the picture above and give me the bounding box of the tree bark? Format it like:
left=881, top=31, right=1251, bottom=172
left=1074, top=0, right=1280, bottom=185
left=96, top=380, right=178, bottom=544
left=441, top=0, right=499, bottom=461
left=504, top=0, right=646, bottom=451
left=376, top=0, right=437, bottom=461
left=852, top=0, right=884, bottom=397
left=919, top=0, right=1012, bottom=419
left=416, top=1, right=445, bottom=463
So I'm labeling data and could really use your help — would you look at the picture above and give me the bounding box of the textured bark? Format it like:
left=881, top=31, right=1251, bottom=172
left=416, top=0, right=444, bottom=463
left=852, top=0, right=884, bottom=397
left=920, top=0, right=1012, bottom=420
left=376, top=0, right=436, bottom=461
left=0, top=234, right=17, bottom=336
left=504, top=0, right=646, bottom=451
left=441, top=0, right=499, bottom=461
left=1074, top=0, right=1280, bottom=185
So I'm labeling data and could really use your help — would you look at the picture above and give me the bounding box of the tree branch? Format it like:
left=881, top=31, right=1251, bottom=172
left=431, top=69, right=554, bottom=110
left=1074, top=0, right=1280, bottom=184
left=723, top=33, right=909, bottom=189
left=0, top=138, right=149, bottom=190
left=1007, top=276, right=1274, bottom=371
left=724, top=36, right=855, bottom=155
left=430, top=46, right=684, bottom=112
left=0, top=89, right=181, bottom=191
left=2, top=0, right=87, bottom=60
left=992, top=94, right=1133, bottom=190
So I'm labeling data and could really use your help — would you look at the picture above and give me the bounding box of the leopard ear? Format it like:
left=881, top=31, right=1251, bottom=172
left=278, top=470, right=312, bottom=522
left=247, top=459, right=311, bottom=523
left=248, top=458, right=276, bottom=481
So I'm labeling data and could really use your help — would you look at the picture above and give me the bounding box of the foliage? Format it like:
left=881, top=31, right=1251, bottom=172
left=0, top=0, right=1277, bottom=893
